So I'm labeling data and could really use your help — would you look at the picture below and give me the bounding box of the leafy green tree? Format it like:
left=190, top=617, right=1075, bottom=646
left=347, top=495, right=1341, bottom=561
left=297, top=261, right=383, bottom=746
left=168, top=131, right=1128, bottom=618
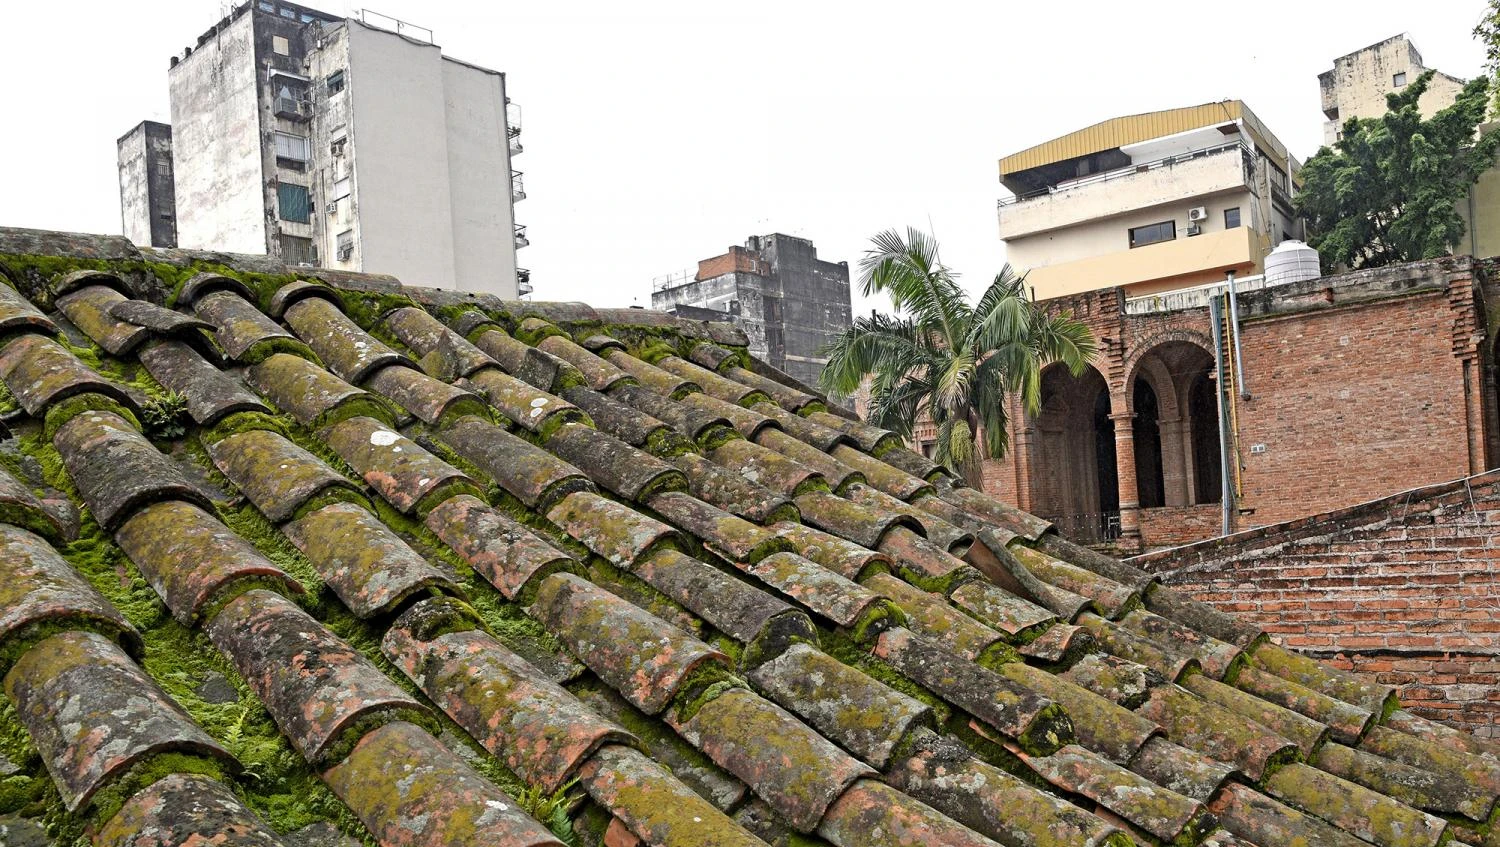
left=819, top=228, right=1095, bottom=485
left=1478, top=0, right=1500, bottom=115
left=1296, top=70, right=1500, bottom=269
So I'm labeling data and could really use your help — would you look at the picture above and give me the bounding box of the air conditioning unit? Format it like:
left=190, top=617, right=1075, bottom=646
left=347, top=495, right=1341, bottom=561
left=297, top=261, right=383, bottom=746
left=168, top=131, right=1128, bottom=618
left=1188, top=207, right=1208, bottom=222
left=1186, top=224, right=1203, bottom=237
left=336, top=246, right=353, bottom=261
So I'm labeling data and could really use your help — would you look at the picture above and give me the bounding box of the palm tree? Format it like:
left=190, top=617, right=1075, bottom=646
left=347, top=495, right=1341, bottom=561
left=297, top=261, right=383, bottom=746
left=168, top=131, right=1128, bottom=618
left=819, top=228, right=1096, bottom=486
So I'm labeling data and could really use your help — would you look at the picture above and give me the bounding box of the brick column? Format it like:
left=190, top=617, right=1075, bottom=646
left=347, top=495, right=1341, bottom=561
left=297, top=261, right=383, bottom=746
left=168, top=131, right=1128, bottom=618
left=1110, top=409, right=1141, bottom=550
left=1158, top=417, right=1188, bottom=507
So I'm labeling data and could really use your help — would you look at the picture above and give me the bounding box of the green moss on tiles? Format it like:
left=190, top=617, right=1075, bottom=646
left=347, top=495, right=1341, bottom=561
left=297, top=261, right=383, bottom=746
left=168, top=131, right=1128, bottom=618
left=42, top=393, right=141, bottom=439
left=696, top=425, right=741, bottom=453
left=848, top=599, right=907, bottom=645
left=0, top=379, right=19, bottom=418
left=339, top=292, right=419, bottom=335
left=85, top=751, right=226, bottom=828
left=200, top=410, right=290, bottom=446
left=513, top=320, right=566, bottom=347
left=240, top=335, right=319, bottom=366
left=821, top=630, right=952, bottom=726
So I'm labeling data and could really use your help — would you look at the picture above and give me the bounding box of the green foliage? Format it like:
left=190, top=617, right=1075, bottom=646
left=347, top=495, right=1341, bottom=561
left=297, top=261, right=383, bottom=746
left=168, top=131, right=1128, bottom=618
left=818, top=228, right=1095, bottom=485
left=1296, top=71, right=1500, bottom=269
left=140, top=390, right=189, bottom=441
left=515, top=779, right=580, bottom=845
left=1478, top=1, right=1500, bottom=116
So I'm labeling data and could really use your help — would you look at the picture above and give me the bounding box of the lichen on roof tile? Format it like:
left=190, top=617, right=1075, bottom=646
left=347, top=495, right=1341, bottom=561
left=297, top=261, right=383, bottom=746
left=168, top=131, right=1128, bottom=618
left=0, top=523, right=139, bottom=663
left=54, top=409, right=213, bottom=530
left=55, top=284, right=151, bottom=355
left=206, top=428, right=360, bottom=523
left=283, top=295, right=411, bottom=383
left=0, top=333, right=139, bottom=418
left=93, top=772, right=289, bottom=847
left=246, top=351, right=393, bottom=429
left=426, top=494, right=578, bottom=601
left=194, top=290, right=301, bottom=361
left=284, top=501, right=462, bottom=617
left=546, top=421, right=686, bottom=502
left=321, top=415, right=478, bottom=514
left=138, top=339, right=268, bottom=425
left=576, top=743, right=766, bottom=847
left=439, top=415, right=592, bottom=511
left=545, top=490, right=678, bottom=569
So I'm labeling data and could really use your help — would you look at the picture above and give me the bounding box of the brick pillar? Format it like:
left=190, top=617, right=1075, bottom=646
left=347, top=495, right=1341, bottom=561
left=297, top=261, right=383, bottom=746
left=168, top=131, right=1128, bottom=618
left=1158, top=416, right=1188, bottom=507
left=1110, top=409, right=1142, bottom=550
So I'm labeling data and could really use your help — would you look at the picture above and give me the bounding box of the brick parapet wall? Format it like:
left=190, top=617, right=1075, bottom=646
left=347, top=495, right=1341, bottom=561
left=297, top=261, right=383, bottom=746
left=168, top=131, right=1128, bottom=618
left=1137, top=504, right=1224, bottom=548
left=1132, top=470, right=1500, bottom=736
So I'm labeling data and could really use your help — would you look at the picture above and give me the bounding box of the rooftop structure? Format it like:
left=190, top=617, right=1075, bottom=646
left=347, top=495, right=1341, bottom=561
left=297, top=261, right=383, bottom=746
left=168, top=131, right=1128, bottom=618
left=997, top=101, right=1302, bottom=301
left=0, top=225, right=1492, bottom=846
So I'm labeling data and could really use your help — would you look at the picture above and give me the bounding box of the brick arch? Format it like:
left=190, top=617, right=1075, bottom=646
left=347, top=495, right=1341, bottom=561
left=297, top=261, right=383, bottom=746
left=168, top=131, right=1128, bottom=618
left=1121, top=329, right=1216, bottom=394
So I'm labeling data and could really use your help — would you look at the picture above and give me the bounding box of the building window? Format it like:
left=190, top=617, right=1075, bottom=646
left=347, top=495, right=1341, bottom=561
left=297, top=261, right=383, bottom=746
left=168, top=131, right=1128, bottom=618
left=258, top=1, right=275, bottom=11
left=1128, top=221, right=1176, bottom=248
left=920, top=440, right=935, bottom=459
left=280, top=234, right=315, bottom=265
left=332, top=176, right=351, bottom=201
left=1224, top=207, right=1241, bottom=229
left=279, top=7, right=296, bottom=18
left=155, top=159, right=172, bottom=176
left=1393, top=71, right=1407, bottom=87
left=272, top=35, right=289, bottom=56
left=273, top=131, right=310, bottom=166
left=327, top=70, right=346, bottom=95
left=278, top=183, right=310, bottom=224
left=336, top=230, right=354, bottom=261
left=330, top=134, right=347, bottom=158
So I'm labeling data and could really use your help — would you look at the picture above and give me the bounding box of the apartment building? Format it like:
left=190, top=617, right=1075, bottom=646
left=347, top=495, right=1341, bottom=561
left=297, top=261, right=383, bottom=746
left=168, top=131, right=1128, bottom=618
left=120, top=1, right=528, bottom=298
left=996, top=101, right=1302, bottom=301
left=116, top=121, right=177, bottom=249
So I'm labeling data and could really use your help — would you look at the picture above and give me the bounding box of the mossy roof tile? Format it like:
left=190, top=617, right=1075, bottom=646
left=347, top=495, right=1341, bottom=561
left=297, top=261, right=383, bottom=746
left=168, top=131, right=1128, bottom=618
left=138, top=339, right=267, bottom=425
left=94, top=773, right=288, bottom=847
left=55, top=284, right=151, bottom=355
left=284, top=501, right=461, bottom=618
left=54, top=409, right=213, bottom=530
left=194, top=290, right=299, bottom=361
left=206, top=428, right=358, bottom=523
left=0, top=333, right=139, bottom=417
left=0, top=523, right=139, bottom=659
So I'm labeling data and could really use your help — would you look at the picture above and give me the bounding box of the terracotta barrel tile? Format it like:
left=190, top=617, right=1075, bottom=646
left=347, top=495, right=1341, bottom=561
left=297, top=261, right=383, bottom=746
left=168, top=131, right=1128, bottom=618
left=612, top=384, right=725, bottom=442
left=1234, top=664, right=1374, bottom=744
left=1248, top=642, right=1396, bottom=716
left=937, top=485, right=1051, bottom=540
left=439, top=416, right=592, bottom=511
left=1135, top=683, right=1298, bottom=781
left=54, top=410, right=212, bottom=530
left=531, top=573, right=728, bottom=715
left=284, top=501, right=461, bottom=618
left=602, top=350, right=698, bottom=398
left=816, top=778, right=1003, bottom=847
left=425, top=494, right=577, bottom=601
left=1117, top=609, right=1241, bottom=680
left=1196, top=829, right=1255, bottom=847
left=658, top=357, right=764, bottom=406
left=873, top=627, right=1066, bottom=754
left=322, top=721, right=564, bottom=847
left=827, top=445, right=934, bottom=502
left=4, top=631, right=236, bottom=811
left=723, top=366, right=816, bottom=412
left=194, top=291, right=299, bottom=361
left=0, top=280, right=54, bottom=334
left=947, top=579, right=1057, bottom=640
left=207, top=589, right=428, bottom=764
left=514, top=345, right=582, bottom=395
left=1075, top=613, right=1199, bottom=681
left=749, top=642, right=931, bottom=768
left=1143, top=582, right=1266, bottom=651
left=756, top=430, right=863, bottom=492
left=635, top=548, right=815, bottom=665
left=546, top=491, right=678, bottom=569
left=536, top=334, right=633, bottom=391
left=284, top=295, right=413, bottom=384
left=888, top=730, right=1125, bottom=847
left=546, top=422, right=685, bottom=503
left=321, top=416, right=477, bottom=514
left=686, top=343, right=739, bottom=373
left=577, top=744, right=768, bottom=847
left=671, top=453, right=796, bottom=525
left=0, top=523, right=139, bottom=661
left=1033, top=533, right=1155, bottom=591
left=55, top=284, right=150, bottom=354
left=679, top=392, right=775, bottom=441
left=207, top=429, right=360, bottom=523
left=1384, top=709, right=1500, bottom=762
left=116, top=500, right=302, bottom=625
left=876, top=525, right=973, bottom=591
left=176, top=271, right=256, bottom=308
left=138, top=339, right=267, bottom=425
left=266, top=280, right=339, bottom=319
left=386, top=306, right=494, bottom=380
left=793, top=490, right=920, bottom=550
left=804, top=411, right=899, bottom=455
left=1311, top=742, right=1495, bottom=822
left=560, top=385, right=690, bottom=454
left=772, top=521, right=889, bottom=581
left=849, top=485, right=968, bottom=552
left=470, top=327, right=531, bottom=374
left=1181, top=673, right=1328, bottom=756
left=664, top=687, right=873, bottom=833
left=1263, top=762, right=1448, bottom=847
left=110, top=299, right=216, bottom=338
left=708, top=439, right=825, bottom=497
left=1016, top=622, right=1094, bottom=665
left=1360, top=725, right=1500, bottom=798
left=0, top=462, right=64, bottom=541
left=246, top=352, right=394, bottom=428
left=363, top=364, right=487, bottom=426
left=384, top=603, right=633, bottom=792
left=1209, top=782, right=1370, bottom=847
left=462, top=367, right=584, bottom=434
left=862, top=573, right=1010, bottom=665
left=872, top=444, right=943, bottom=483
left=1126, top=736, right=1237, bottom=802
left=647, top=492, right=788, bottom=564
left=1018, top=744, right=1207, bottom=843
left=745, top=552, right=898, bottom=634
left=1010, top=546, right=1138, bottom=618
left=749, top=402, right=847, bottom=452
left=94, top=773, right=287, bottom=847
left=0, top=334, right=139, bottom=417
left=1059, top=654, right=1163, bottom=708
left=997, top=661, right=1160, bottom=764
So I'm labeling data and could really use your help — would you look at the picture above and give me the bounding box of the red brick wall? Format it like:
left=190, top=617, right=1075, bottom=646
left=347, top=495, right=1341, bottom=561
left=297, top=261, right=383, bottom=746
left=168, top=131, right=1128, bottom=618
left=1137, top=504, right=1224, bottom=547
left=1133, top=471, right=1500, bottom=736
left=696, top=247, right=765, bottom=281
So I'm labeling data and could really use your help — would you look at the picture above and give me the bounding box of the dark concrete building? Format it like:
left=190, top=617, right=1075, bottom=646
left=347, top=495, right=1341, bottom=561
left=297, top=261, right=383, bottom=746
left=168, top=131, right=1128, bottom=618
left=652, top=234, right=852, bottom=385
left=116, top=121, right=177, bottom=248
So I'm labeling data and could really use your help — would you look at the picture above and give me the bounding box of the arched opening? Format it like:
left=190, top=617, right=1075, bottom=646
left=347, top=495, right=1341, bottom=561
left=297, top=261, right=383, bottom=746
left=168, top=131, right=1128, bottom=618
left=1132, top=378, right=1165, bottom=508
left=1189, top=372, right=1223, bottom=504
left=1031, top=365, right=1118, bottom=542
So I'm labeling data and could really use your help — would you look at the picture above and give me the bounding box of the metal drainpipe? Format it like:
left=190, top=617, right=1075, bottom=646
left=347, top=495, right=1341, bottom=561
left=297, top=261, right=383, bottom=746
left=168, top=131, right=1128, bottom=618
left=1226, top=270, right=1250, bottom=399
left=1210, top=295, right=1235, bottom=536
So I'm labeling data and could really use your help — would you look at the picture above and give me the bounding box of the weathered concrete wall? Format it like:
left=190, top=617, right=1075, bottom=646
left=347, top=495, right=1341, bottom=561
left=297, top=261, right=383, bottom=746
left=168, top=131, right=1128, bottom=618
left=440, top=57, right=519, bottom=297
left=760, top=235, right=850, bottom=387
left=169, top=12, right=267, bottom=254
left=1319, top=34, right=1469, bottom=146
left=1133, top=471, right=1500, bottom=736
left=116, top=121, right=177, bottom=249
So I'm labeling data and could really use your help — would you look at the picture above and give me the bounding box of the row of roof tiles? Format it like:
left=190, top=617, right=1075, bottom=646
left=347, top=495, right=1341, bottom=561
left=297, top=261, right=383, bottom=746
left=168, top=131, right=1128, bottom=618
left=0, top=234, right=1493, bottom=847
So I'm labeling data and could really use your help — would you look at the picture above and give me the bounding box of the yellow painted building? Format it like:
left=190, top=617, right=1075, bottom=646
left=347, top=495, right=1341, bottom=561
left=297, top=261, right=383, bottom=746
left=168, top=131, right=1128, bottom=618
left=996, top=101, right=1302, bottom=301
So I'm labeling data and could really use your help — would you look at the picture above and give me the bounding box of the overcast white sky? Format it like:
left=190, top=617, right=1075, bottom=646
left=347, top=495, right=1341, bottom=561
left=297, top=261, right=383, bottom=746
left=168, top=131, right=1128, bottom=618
left=0, top=1, right=1490, bottom=311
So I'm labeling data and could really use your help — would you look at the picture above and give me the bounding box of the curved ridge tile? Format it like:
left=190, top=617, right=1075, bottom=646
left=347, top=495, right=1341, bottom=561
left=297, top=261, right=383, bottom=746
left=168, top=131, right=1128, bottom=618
left=462, top=367, right=583, bottom=434
left=95, top=772, right=289, bottom=847
left=635, top=549, right=815, bottom=663
left=0, top=462, right=65, bottom=542
left=1017, top=744, right=1208, bottom=844
left=0, top=281, right=57, bottom=338
left=794, top=490, right=922, bottom=550
left=546, top=490, right=678, bottom=569
left=176, top=271, right=256, bottom=308
left=577, top=744, right=767, bottom=847
left=671, top=452, right=795, bottom=524
left=709, top=438, right=826, bottom=497
left=5, top=630, right=236, bottom=811
left=207, top=589, right=428, bottom=765
left=207, top=429, right=360, bottom=523
left=284, top=502, right=461, bottom=618
left=0, top=334, right=140, bottom=418
left=386, top=306, right=494, bottom=380
left=54, top=410, right=212, bottom=530
left=756, top=429, right=863, bottom=491
left=816, top=778, right=1002, bottom=847
left=322, top=720, right=565, bottom=847
left=363, top=364, right=487, bottom=426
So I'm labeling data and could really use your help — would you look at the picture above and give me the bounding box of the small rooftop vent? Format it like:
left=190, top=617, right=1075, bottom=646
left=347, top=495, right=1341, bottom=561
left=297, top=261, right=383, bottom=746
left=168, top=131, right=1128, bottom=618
left=1264, top=240, right=1322, bottom=287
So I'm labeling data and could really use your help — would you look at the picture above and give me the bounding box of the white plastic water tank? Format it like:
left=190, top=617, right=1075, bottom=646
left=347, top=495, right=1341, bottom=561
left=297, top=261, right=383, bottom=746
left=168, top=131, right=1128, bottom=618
left=1263, top=240, right=1322, bottom=287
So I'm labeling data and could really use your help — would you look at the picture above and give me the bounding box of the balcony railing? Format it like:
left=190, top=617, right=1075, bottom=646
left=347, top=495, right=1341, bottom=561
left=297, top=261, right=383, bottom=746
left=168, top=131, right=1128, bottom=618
left=998, top=141, right=1250, bottom=208
left=511, top=170, right=526, bottom=202
left=273, top=96, right=308, bottom=120
left=517, top=268, right=532, bottom=297
left=506, top=100, right=522, bottom=138
left=514, top=224, right=529, bottom=249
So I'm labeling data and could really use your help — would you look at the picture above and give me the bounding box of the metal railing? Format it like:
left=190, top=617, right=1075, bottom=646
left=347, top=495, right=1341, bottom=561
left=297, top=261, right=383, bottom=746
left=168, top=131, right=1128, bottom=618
left=511, top=171, right=526, bottom=202
left=516, top=269, right=533, bottom=297
left=652, top=269, right=696, bottom=292
left=514, top=224, right=529, bottom=249
left=1044, top=511, right=1122, bottom=544
left=1125, top=274, right=1272, bottom=315
left=356, top=9, right=433, bottom=43
left=997, top=141, right=1251, bottom=208
left=506, top=101, right=522, bottom=138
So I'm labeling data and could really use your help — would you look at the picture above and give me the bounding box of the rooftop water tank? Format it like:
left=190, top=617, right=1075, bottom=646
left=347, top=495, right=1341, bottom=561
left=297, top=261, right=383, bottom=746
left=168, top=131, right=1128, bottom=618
left=1263, top=240, right=1322, bottom=287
